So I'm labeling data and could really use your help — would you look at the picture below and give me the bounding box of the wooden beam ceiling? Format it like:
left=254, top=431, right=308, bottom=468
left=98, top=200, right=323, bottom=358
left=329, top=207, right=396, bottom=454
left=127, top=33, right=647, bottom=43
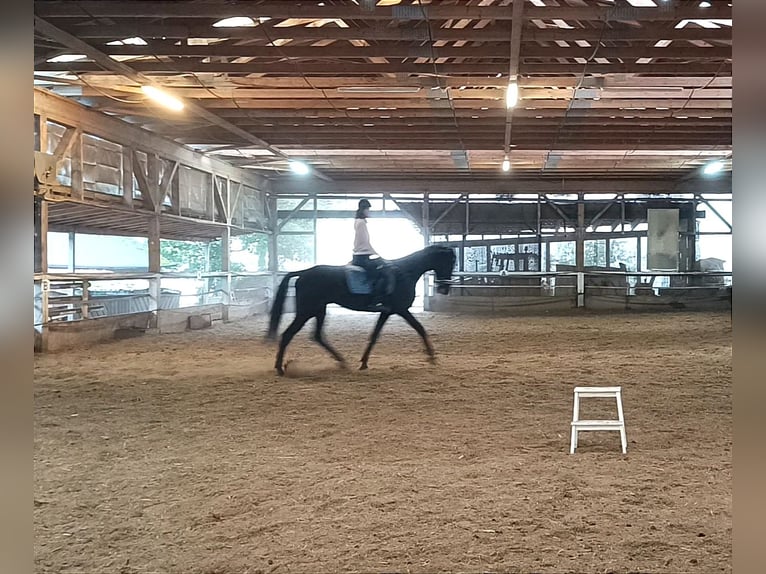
left=33, top=0, right=732, bottom=184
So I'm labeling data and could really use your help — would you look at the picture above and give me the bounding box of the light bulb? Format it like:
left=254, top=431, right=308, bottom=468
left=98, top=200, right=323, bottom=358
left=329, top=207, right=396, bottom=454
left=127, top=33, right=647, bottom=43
left=141, top=85, right=184, bottom=111
left=506, top=82, right=519, bottom=108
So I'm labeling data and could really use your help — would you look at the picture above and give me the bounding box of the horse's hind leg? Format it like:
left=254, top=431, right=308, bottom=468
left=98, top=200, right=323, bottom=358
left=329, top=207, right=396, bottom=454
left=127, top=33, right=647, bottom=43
left=275, top=313, right=311, bottom=375
left=313, top=307, right=347, bottom=367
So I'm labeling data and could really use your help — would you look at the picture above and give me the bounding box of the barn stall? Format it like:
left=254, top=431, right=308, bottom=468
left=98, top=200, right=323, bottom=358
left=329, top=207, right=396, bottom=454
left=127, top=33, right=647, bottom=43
left=34, top=1, right=732, bottom=572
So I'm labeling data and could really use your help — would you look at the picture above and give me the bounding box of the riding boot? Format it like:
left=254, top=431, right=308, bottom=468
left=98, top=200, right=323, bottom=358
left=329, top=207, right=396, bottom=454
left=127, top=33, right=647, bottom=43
left=369, top=279, right=390, bottom=313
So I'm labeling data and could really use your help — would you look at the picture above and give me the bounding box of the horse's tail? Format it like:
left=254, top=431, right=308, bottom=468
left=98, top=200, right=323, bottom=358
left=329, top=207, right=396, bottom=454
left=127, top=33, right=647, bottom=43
left=266, top=271, right=302, bottom=340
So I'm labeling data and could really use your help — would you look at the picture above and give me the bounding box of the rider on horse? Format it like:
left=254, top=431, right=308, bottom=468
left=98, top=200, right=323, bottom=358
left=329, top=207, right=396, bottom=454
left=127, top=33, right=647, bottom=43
left=352, top=199, right=389, bottom=312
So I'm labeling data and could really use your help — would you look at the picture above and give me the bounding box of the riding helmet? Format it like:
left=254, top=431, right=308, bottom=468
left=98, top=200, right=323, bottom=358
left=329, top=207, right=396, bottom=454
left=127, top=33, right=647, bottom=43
left=358, top=199, right=371, bottom=209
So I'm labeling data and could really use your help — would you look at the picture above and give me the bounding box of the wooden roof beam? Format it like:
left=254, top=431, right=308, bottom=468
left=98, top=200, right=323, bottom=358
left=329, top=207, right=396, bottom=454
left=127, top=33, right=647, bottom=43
left=33, top=16, right=333, bottom=181
left=36, top=62, right=733, bottom=76
left=34, top=2, right=733, bottom=22
left=65, top=23, right=732, bottom=43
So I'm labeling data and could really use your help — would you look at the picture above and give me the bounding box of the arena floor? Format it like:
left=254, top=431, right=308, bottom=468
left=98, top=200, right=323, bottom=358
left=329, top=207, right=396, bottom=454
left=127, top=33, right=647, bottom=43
left=34, top=311, right=732, bottom=573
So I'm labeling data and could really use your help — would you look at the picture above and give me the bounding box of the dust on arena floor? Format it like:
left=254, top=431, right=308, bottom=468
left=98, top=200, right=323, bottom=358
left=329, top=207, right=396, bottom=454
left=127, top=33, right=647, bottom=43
left=34, top=311, right=731, bottom=573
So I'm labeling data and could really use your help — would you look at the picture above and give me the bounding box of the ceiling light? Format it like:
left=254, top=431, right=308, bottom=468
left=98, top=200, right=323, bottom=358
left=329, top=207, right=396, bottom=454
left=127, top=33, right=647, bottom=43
left=699, top=1, right=711, bottom=7
left=213, top=17, right=257, bottom=27
left=502, top=156, right=511, bottom=172
left=506, top=81, right=519, bottom=108
left=703, top=160, right=724, bottom=175
left=46, top=54, right=87, bottom=63
left=106, top=37, right=148, bottom=46
left=290, top=161, right=310, bottom=175
left=141, top=85, right=184, bottom=111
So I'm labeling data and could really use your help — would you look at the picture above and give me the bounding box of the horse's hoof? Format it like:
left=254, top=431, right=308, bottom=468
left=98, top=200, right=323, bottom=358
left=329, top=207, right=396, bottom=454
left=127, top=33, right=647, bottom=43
left=338, top=361, right=349, bottom=371
left=359, top=363, right=368, bottom=371
left=427, top=356, right=437, bottom=365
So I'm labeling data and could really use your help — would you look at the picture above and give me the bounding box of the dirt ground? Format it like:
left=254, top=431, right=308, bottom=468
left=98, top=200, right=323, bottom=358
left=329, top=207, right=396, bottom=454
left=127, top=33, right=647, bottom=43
left=34, top=311, right=732, bottom=574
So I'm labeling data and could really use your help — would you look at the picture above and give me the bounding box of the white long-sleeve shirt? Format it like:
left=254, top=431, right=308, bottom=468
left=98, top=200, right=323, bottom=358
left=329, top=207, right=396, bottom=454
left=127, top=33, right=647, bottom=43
left=353, top=217, right=377, bottom=255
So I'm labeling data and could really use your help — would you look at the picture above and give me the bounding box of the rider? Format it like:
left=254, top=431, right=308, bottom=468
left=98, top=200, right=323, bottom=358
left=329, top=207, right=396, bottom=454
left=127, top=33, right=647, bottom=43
left=352, top=199, right=389, bottom=311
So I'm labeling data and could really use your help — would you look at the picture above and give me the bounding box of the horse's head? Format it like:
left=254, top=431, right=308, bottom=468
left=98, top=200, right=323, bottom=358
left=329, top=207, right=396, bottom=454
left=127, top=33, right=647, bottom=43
left=430, top=245, right=457, bottom=295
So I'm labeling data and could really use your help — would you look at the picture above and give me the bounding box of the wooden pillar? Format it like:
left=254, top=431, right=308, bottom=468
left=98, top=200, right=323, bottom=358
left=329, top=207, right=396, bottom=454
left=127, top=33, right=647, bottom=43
left=148, top=216, right=161, bottom=329
left=422, top=192, right=430, bottom=245
left=545, top=240, right=551, bottom=273
left=220, top=226, right=231, bottom=322
left=313, top=196, right=318, bottom=264
left=68, top=231, right=76, bottom=272
left=460, top=194, right=468, bottom=272
left=81, top=280, right=90, bottom=320
left=70, top=130, right=83, bottom=199
left=122, top=146, right=134, bottom=206
left=537, top=194, right=543, bottom=273
left=636, top=236, right=642, bottom=272
left=268, top=196, right=279, bottom=299
left=576, top=193, right=585, bottom=272
left=34, top=197, right=49, bottom=350
left=576, top=194, right=586, bottom=307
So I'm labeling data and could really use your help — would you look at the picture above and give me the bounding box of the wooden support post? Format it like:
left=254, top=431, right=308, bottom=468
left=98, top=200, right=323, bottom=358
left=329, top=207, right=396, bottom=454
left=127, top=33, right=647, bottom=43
left=171, top=168, right=181, bottom=215
left=220, top=226, right=231, bottom=322
left=636, top=236, right=642, bottom=272
left=70, top=130, right=83, bottom=199
left=147, top=153, right=161, bottom=213
left=537, top=194, right=543, bottom=272
left=68, top=231, right=75, bottom=272
left=148, top=216, right=161, bottom=329
left=313, top=196, right=318, bottom=264
left=206, top=173, right=215, bottom=221
left=81, top=280, right=90, bottom=319
left=267, top=196, right=279, bottom=300
left=546, top=240, right=551, bottom=273
left=422, top=193, right=431, bottom=299
left=122, top=146, right=133, bottom=206
left=34, top=197, right=50, bottom=350
left=576, top=193, right=585, bottom=273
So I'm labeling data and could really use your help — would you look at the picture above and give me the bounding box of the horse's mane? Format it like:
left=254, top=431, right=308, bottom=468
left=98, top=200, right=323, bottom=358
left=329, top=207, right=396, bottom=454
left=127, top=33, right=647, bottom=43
left=392, top=244, right=453, bottom=265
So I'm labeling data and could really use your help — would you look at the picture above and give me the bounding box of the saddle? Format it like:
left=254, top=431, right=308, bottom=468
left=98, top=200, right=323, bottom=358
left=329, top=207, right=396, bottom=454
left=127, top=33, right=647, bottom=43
left=345, top=261, right=396, bottom=296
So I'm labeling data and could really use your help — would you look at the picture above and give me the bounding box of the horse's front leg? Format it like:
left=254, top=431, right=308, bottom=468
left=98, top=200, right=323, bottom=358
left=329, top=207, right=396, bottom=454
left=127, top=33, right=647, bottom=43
left=398, top=309, right=436, bottom=363
left=359, top=312, right=391, bottom=370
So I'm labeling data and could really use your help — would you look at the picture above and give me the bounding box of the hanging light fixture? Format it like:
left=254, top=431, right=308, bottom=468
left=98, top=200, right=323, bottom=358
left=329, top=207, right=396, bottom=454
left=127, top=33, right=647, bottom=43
left=501, top=155, right=511, bottom=172
left=702, top=159, right=725, bottom=175
left=290, top=160, right=310, bottom=175
left=141, top=85, right=184, bottom=111
left=506, top=81, right=519, bottom=108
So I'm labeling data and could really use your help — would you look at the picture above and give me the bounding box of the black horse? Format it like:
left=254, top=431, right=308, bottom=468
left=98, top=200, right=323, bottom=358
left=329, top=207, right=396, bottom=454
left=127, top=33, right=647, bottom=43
left=266, top=245, right=456, bottom=375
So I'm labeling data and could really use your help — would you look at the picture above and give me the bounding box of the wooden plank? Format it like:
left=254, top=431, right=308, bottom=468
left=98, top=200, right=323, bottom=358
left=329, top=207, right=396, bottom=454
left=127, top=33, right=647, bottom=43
left=213, top=176, right=228, bottom=222
left=51, top=126, right=78, bottom=162
left=159, top=160, right=179, bottom=207
left=70, top=130, right=83, bottom=199
left=271, top=175, right=731, bottom=196
left=132, top=149, right=155, bottom=211
left=69, top=22, right=732, bottom=43
left=38, top=61, right=733, bottom=76
left=75, top=74, right=733, bottom=90
left=34, top=1, right=732, bottom=21
left=121, top=146, right=134, bottom=207
left=90, top=44, right=733, bottom=60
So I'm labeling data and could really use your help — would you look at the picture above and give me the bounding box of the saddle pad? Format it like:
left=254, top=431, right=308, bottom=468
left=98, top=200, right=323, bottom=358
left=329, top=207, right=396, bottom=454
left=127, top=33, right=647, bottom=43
left=345, top=265, right=373, bottom=295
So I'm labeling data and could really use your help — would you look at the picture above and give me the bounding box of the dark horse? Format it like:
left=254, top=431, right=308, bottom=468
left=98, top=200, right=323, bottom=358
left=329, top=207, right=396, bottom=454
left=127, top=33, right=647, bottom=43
left=266, top=245, right=456, bottom=375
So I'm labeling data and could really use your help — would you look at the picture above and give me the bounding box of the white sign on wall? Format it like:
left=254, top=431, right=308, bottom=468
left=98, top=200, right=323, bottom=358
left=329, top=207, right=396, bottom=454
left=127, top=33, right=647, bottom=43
left=647, top=208, right=679, bottom=271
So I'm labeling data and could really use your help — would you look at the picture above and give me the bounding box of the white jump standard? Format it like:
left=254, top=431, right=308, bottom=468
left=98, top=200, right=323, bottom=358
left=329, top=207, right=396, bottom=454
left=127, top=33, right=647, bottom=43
left=570, top=386, right=627, bottom=454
